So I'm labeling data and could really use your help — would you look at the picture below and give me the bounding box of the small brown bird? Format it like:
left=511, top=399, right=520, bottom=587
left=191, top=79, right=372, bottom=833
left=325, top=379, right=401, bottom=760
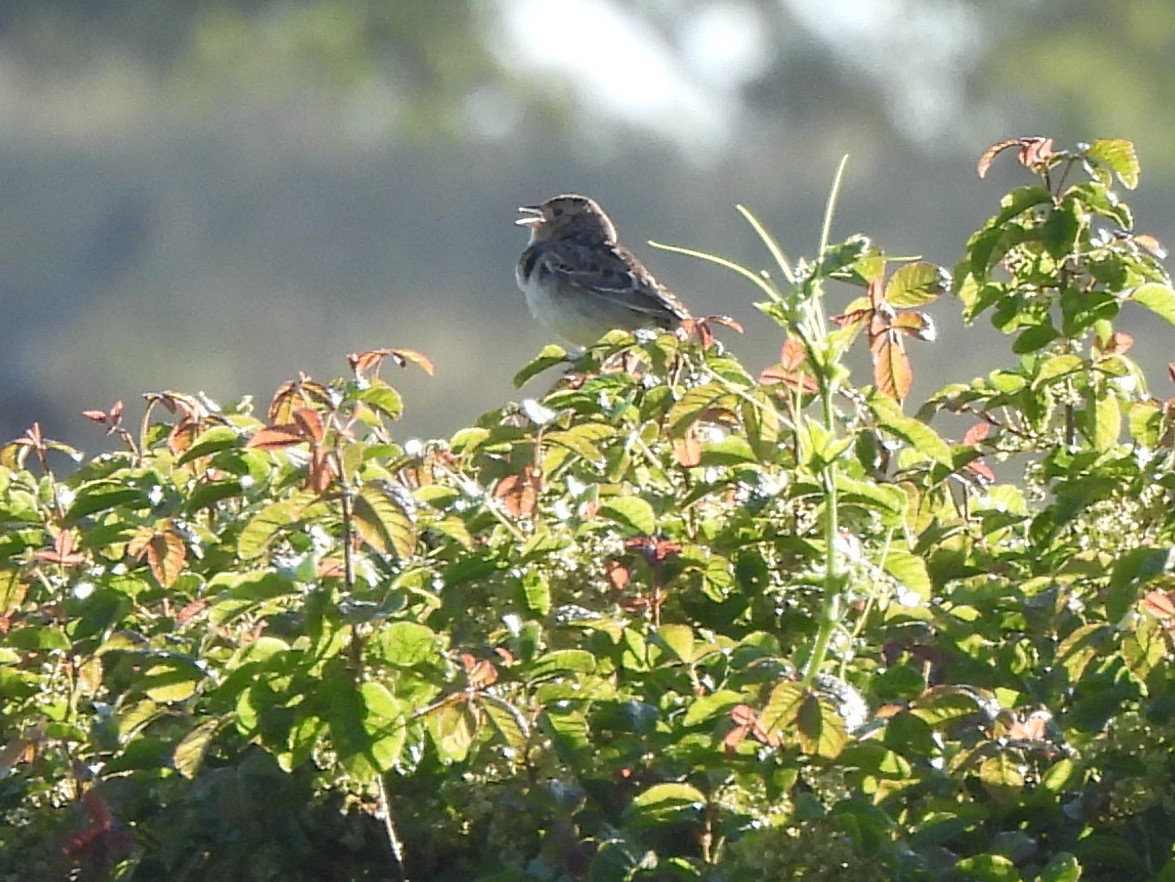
left=515, top=194, right=691, bottom=347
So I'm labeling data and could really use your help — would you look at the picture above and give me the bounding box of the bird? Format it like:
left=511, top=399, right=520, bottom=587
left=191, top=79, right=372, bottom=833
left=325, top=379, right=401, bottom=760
left=514, top=194, right=691, bottom=347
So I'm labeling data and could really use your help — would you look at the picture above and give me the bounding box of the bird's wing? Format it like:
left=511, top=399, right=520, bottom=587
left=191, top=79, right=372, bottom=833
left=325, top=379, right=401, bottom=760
left=541, top=240, right=691, bottom=323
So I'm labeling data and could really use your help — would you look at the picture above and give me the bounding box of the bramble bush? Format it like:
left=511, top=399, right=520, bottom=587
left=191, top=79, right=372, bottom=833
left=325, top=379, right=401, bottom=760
left=3, top=138, right=1175, bottom=882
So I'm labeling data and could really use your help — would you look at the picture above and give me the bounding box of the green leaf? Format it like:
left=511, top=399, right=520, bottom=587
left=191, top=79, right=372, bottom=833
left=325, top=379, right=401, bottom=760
left=1036, top=852, right=1081, bottom=882
left=1085, top=138, right=1139, bottom=189
left=354, top=482, right=417, bottom=559
left=869, top=393, right=953, bottom=466
left=1013, top=321, right=1060, bottom=354
left=666, top=381, right=737, bottom=435
left=174, top=719, right=220, bottom=779
left=526, top=649, right=597, bottom=682
left=237, top=491, right=322, bottom=560
left=1132, top=282, right=1175, bottom=326
left=1032, top=354, right=1083, bottom=388
left=177, top=425, right=243, bottom=464
left=955, top=853, right=1023, bottom=882
left=683, top=690, right=745, bottom=726
left=882, top=549, right=932, bottom=605
left=598, top=496, right=656, bottom=536
left=354, top=384, right=404, bottom=421
left=980, top=753, right=1024, bottom=804
left=513, top=344, right=569, bottom=387
left=1086, top=390, right=1121, bottom=452
left=65, top=480, right=149, bottom=523
left=630, top=782, right=706, bottom=810
left=884, top=261, right=950, bottom=308
left=143, top=657, right=206, bottom=703
left=797, top=694, right=847, bottom=759
left=909, top=686, right=986, bottom=727
left=522, top=569, right=551, bottom=616
left=1042, top=201, right=1081, bottom=260
left=545, top=423, right=614, bottom=467
left=425, top=701, right=477, bottom=763
left=653, top=624, right=695, bottom=664
left=761, top=681, right=807, bottom=735
left=377, top=622, right=443, bottom=666
left=481, top=694, right=530, bottom=751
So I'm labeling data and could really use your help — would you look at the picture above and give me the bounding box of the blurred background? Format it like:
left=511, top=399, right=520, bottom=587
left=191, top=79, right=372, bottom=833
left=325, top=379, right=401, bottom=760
left=1, top=0, right=1172, bottom=451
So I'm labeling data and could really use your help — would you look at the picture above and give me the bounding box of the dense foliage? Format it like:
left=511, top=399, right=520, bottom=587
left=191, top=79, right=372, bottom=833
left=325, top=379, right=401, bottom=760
left=3, top=138, right=1175, bottom=882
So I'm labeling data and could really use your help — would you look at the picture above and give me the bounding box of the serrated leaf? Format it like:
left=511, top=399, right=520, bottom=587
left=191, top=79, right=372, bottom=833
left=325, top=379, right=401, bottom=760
left=885, top=262, right=950, bottom=308
left=979, top=753, right=1024, bottom=804
left=174, top=719, right=220, bottom=779
left=354, top=482, right=417, bottom=559
left=1132, top=282, right=1175, bottom=327
left=1086, top=138, right=1139, bottom=189
left=481, top=694, right=530, bottom=752
left=761, top=681, right=807, bottom=735
left=354, top=384, right=404, bottom=421
left=666, top=381, right=737, bottom=435
left=598, top=497, right=656, bottom=536
left=237, top=491, right=321, bottom=560
left=513, top=344, right=569, bottom=387
left=797, top=694, right=847, bottom=759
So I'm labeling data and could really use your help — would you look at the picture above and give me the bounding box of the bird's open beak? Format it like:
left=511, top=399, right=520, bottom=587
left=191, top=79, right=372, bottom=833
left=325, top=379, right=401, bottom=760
left=515, top=205, right=544, bottom=228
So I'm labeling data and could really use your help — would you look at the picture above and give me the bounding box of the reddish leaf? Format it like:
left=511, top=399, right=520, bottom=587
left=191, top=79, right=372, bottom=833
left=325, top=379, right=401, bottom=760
left=246, top=424, right=308, bottom=450
left=830, top=308, right=871, bottom=329
left=292, top=407, right=326, bottom=444
left=605, top=560, right=630, bottom=591
left=1134, top=233, right=1167, bottom=259
left=977, top=139, right=1023, bottom=178
left=35, top=532, right=86, bottom=567
left=963, top=423, right=991, bottom=445
left=129, top=528, right=186, bottom=588
left=871, top=332, right=912, bottom=402
left=1142, top=589, right=1175, bottom=622
left=267, top=374, right=333, bottom=424
left=891, top=311, right=937, bottom=342
left=977, top=137, right=1055, bottom=178
left=175, top=599, right=208, bottom=626
left=780, top=337, right=806, bottom=370
left=495, top=465, right=542, bottom=518
left=1092, top=331, right=1133, bottom=357
left=672, top=428, right=702, bottom=467
left=461, top=653, right=499, bottom=690
left=624, top=536, right=682, bottom=566
left=306, top=446, right=337, bottom=493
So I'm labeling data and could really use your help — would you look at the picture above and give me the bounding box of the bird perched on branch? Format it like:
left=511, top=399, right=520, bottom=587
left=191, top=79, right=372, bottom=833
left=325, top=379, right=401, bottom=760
left=514, top=194, right=691, bottom=347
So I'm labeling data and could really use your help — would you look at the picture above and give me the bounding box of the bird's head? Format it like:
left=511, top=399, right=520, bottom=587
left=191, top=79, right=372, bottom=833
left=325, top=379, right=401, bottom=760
left=515, top=194, right=618, bottom=245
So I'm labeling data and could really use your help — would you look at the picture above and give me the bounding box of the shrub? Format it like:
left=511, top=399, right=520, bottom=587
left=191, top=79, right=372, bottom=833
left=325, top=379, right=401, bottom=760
left=2, top=137, right=1174, bottom=882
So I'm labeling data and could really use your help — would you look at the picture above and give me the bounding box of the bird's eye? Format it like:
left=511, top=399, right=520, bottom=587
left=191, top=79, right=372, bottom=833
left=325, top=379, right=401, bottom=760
left=552, top=207, right=563, bottom=217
